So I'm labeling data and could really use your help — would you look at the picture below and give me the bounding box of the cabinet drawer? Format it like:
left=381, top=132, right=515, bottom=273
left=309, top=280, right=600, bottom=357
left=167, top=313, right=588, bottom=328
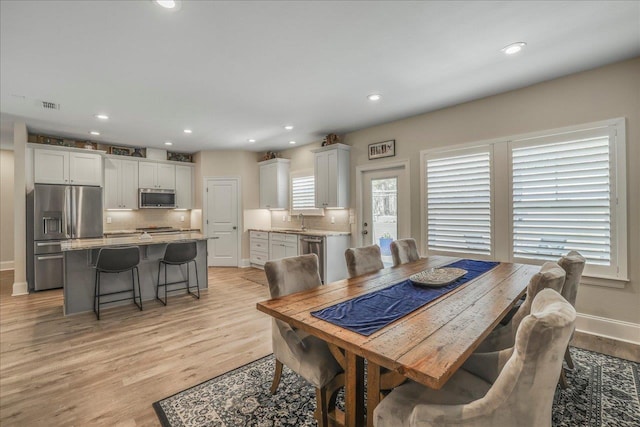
left=250, top=251, right=269, bottom=265
left=250, top=240, right=269, bottom=251
left=250, top=231, right=269, bottom=240
left=271, top=233, right=298, bottom=243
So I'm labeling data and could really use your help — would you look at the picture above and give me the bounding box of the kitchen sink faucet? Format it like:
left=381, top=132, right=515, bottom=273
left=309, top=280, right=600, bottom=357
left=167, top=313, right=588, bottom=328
left=298, top=213, right=307, bottom=231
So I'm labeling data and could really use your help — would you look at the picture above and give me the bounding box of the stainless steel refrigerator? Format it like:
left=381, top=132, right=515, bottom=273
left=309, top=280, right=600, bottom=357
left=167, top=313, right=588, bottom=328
left=27, top=184, right=103, bottom=291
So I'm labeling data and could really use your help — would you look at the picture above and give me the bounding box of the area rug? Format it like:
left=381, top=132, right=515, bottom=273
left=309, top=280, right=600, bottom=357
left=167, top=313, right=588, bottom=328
left=153, top=347, right=640, bottom=427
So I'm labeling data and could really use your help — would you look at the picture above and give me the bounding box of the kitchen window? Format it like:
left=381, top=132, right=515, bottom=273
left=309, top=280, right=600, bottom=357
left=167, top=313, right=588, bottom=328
left=290, top=170, right=323, bottom=216
left=421, top=118, right=627, bottom=284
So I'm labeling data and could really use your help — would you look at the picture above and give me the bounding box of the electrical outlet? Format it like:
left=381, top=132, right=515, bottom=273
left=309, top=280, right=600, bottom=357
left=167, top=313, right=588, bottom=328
left=180, top=215, right=185, bottom=222
left=106, top=216, right=112, bottom=224
left=282, top=215, right=286, bottom=222
left=331, top=216, right=335, bottom=224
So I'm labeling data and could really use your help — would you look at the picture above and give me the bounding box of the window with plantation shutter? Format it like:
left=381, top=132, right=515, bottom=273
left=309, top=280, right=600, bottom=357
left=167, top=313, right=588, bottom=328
left=511, top=128, right=616, bottom=270
left=290, top=170, right=323, bottom=215
left=421, top=118, right=627, bottom=284
left=426, top=148, right=492, bottom=257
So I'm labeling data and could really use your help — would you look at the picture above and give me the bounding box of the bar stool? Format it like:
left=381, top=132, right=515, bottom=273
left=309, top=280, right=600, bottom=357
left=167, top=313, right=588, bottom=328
left=93, top=246, right=143, bottom=320
left=156, top=240, right=200, bottom=305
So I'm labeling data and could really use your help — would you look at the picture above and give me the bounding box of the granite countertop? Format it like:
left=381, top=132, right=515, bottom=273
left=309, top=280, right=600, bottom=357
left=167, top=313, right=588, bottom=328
left=103, top=228, right=200, bottom=236
left=249, top=228, right=351, bottom=237
left=61, top=232, right=206, bottom=251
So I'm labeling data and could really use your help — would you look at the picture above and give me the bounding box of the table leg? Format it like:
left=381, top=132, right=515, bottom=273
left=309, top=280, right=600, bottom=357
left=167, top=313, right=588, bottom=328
left=345, top=350, right=365, bottom=427
left=367, top=361, right=382, bottom=427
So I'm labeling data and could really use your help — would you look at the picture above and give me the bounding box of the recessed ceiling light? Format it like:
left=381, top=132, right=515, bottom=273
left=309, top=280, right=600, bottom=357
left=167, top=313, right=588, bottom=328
left=89, top=131, right=100, bottom=136
left=164, top=141, right=173, bottom=146
left=289, top=141, right=296, bottom=145
left=248, top=139, right=256, bottom=143
left=284, top=125, right=294, bottom=130
left=95, top=114, right=109, bottom=120
left=183, top=129, right=192, bottom=134
left=501, top=42, right=526, bottom=55
left=154, top=0, right=180, bottom=9
left=367, top=94, right=382, bottom=101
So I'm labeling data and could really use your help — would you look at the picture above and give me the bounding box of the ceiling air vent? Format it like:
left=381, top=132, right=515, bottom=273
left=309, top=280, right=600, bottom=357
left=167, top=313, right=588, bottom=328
left=41, top=101, right=60, bottom=110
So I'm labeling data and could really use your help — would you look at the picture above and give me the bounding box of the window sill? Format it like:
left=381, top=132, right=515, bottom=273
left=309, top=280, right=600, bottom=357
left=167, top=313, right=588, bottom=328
left=580, top=275, right=629, bottom=289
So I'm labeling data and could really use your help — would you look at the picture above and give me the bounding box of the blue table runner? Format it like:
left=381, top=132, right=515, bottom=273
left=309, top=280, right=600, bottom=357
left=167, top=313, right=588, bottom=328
left=311, top=259, right=499, bottom=336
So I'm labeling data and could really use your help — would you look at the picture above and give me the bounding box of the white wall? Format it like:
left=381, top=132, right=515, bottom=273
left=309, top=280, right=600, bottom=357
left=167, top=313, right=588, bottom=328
left=0, top=149, right=14, bottom=269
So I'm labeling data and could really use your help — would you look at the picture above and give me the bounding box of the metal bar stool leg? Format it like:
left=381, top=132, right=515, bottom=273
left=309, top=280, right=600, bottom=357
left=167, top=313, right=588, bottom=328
left=134, top=266, right=143, bottom=311
left=193, top=259, right=200, bottom=299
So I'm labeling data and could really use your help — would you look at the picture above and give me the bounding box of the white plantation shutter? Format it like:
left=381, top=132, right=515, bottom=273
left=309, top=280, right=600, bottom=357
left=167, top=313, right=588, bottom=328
left=511, top=129, right=613, bottom=267
left=426, top=149, right=492, bottom=256
left=292, top=175, right=316, bottom=210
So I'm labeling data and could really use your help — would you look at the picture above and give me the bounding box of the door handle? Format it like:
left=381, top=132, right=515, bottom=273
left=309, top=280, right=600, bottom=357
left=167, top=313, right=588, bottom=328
left=232, top=226, right=237, bottom=230
left=37, top=255, right=64, bottom=261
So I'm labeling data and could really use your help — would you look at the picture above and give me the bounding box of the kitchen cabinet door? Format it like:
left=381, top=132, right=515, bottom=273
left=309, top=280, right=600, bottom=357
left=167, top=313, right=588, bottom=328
left=69, top=152, right=102, bottom=186
left=259, top=158, right=290, bottom=209
left=269, top=240, right=287, bottom=260
left=34, top=149, right=69, bottom=184
left=157, top=163, right=176, bottom=190
left=104, top=158, right=138, bottom=209
left=175, top=165, right=192, bottom=209
left=138, top=162, right=157, bottom=188
left=313, top=144, right=350, bottom=208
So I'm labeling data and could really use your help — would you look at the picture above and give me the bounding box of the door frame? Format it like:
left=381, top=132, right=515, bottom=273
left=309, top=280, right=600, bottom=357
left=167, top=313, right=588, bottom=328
left=355, top=159, right=411, bottom=247
left=202, top=176, right=242, bottom=267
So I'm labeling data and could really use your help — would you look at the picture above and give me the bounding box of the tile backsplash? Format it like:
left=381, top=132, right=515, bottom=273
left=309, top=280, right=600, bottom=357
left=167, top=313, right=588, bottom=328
left=103, top=210, right=192, bottom=232
left=270, top=209, right=352, bottom=232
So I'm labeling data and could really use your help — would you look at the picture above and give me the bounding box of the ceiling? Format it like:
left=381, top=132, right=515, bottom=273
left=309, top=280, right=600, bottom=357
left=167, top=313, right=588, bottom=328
left=1, top=1, right=639, bottom=153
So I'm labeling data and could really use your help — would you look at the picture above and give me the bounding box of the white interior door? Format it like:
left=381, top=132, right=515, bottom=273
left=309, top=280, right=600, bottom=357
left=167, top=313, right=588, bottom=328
left=205, top=178, right=239, bottom=266
left=361, top=166, right=410, bottom=266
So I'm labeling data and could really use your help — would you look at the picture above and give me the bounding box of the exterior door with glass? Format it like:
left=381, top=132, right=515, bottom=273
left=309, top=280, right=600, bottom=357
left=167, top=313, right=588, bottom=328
left=361, top=167, right=410, bottom=266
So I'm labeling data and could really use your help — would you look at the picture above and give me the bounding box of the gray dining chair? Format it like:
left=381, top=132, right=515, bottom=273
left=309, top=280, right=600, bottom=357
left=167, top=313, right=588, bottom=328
left=557, top=250, right=586, bottom=387
left=345, top=244, right=385, bottom=278
left=264, top=254, right=344, bottom=427
left=390, top=238, right=420, bottom=266
left=373, top=288, right=576, bottom=427
left=475, top=261, right=566, bottom=353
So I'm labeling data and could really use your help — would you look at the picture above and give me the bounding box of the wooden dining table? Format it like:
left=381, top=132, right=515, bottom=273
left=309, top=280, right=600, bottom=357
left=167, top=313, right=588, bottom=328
left=256, top=255, right=539, bottom=427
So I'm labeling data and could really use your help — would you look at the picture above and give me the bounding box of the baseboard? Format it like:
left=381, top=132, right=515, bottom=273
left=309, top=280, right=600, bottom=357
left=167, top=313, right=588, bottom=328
left=0, top=260, right=14, bottom=271
left=12, top=281, right=28, bottom=296
left=576, top=313, right=640, bottom=345
left=239, top=258, right=250, bottom=268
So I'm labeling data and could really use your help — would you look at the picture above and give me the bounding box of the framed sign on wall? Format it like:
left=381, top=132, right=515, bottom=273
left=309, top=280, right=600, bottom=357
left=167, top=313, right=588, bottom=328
left=368, top=139, right=395, bottom=160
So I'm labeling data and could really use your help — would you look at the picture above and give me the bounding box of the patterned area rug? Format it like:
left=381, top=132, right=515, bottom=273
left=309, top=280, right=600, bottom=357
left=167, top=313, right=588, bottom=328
left=153, top=347, right=640, bottom=427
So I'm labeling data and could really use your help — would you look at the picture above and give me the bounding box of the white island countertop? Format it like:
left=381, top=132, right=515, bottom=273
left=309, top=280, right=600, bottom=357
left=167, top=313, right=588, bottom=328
left=60, top=232, right=206, bottom=251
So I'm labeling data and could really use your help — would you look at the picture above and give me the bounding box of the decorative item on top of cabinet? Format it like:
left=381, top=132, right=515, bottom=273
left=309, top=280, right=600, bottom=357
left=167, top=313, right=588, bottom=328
left=109, top=146, right=132, bottom=156
left=261, top=151, right=279, bottom=161
left=311, top=143, right=350, bottom=209
left=167, top=152, right=193, bottom=162
left=322, top=133, right=341, bottom=146
left=259, top=158, right=290, bottom=209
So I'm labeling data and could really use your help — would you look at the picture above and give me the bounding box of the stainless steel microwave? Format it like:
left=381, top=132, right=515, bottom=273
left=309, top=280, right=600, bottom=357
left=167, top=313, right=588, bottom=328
left=139, top=188, right=176, bottom=208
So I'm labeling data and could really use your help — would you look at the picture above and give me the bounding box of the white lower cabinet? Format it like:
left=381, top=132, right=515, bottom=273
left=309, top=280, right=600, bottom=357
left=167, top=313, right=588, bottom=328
left=269, top=233, right=298, bottom=260
left=250, top=231, right=269, bottom=267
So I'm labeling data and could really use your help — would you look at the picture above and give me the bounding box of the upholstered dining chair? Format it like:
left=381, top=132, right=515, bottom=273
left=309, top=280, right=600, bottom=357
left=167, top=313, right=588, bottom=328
left=557, top=250, right=586, bottom=388
left=475, top=261, right=566, bottom=353
left=373, top=288, right=576, bottom=427
left=264, top=254, right=344, bottom=427
left=390, top=238, right=420, bottom=266
left=345, top=244, right=385, bottom=278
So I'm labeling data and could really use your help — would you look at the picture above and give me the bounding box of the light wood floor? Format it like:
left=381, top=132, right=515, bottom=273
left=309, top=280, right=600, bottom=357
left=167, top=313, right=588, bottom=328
left=0, top=268, right=272, bottom=426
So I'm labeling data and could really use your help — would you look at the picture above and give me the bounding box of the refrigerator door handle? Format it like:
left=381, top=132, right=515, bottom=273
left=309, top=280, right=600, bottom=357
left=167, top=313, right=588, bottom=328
left=65, top=186, right=72, bottom=238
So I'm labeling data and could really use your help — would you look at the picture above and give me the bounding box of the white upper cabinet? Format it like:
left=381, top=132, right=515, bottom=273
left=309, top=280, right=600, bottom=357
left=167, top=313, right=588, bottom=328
left=34, top=148, right=103, bottom=186
left=104, top=157, right=139, bottom=209
left=174, top=165, right=193, bottom=209
left=139, top=161, right=175, bottom=189
left=312, top=144, right=350, bottom=208
left=259, top=158, right=290, bottom=209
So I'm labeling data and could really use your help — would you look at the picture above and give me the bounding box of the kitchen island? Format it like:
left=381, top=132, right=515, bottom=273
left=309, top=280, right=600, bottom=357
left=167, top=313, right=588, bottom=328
left=61, top=232, right=207, bottom=316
